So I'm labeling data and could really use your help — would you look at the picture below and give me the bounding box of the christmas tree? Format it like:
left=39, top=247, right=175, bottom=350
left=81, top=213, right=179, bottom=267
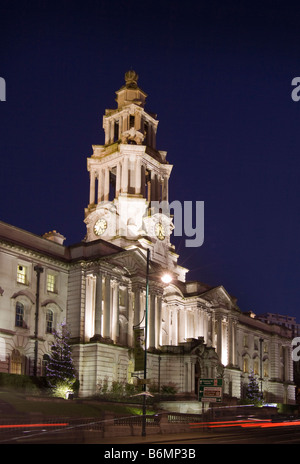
left=245, top=370, right=263, bottom=406
left=46, top=320, right=76, bottom=397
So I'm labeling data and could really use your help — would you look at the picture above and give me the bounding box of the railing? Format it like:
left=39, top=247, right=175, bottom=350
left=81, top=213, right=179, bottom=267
left=0, top=412, right=204, bottom=443
left=114, top=414, right=160, bottom=426
left=166, top=412, right=202, bottom=423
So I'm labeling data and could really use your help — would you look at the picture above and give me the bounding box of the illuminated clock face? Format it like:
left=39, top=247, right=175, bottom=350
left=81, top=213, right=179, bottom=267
left=94, top=218, right=107, bottom=236
left=155, top=222, right=166, bottom=241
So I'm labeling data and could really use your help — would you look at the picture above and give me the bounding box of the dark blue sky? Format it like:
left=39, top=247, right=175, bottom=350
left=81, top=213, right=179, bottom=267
left=1, top=1, right=300, bottom=319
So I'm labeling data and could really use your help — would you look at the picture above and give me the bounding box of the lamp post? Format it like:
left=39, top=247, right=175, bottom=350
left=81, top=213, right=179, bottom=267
left=259, top=337, right=264, bottom=393
left=33, top=264, right=43, bottom=377
left=141, top=248, right=150, bottom=437
left=141, top=249, right=172, bottom=436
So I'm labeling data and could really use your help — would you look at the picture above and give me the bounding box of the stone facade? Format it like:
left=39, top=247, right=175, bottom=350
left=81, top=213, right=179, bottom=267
left=0, top=71, right=295, bottom=404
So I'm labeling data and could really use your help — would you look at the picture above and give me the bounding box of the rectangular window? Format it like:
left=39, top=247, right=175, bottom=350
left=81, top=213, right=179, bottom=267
left=15, top=302, right=24, bottom=327
left=47, top=274, right=56, bottom=293
left=243, top=358, right=249, bottom=373
left=114, top=120, right=119, bottom=141
left=46, top=310, right=54, bottom=333
left=17, top=265, right=27, bottom=284
left=129, top=115, right=135, bottom=128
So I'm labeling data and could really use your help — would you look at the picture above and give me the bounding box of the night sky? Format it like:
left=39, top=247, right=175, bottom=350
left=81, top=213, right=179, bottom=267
left=1, top=1, right=300, bottom=320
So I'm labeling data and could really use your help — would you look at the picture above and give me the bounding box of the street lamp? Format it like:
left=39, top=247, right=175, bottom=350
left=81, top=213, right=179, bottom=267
left=259, top=338, right=264, bottom=393
left=34, top=265, right=43, bottom=377
left=141, top=251, right=172, bottom=436
left=141, top=248, right=150, bottom=437
left=161, top=273, right=172, bottom=284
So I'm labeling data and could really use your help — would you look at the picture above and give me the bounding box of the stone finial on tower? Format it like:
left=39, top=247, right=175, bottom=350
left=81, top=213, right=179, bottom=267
left=124, top=70, right=139, bottom=88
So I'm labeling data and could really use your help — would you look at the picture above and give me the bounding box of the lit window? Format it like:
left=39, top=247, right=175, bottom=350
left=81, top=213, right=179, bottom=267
left=243, top=358, right=249, bottom=373
left=17, top=265, right=27, bottom=284
left=47, top=273, right=56, bottom=293
left=15, top=302, right=24, bottom=327
left=46, top=309, right=54, bottom=333
left=263, top=363, right=269, bottom=377
left=10, top=349, right=23, bottom=375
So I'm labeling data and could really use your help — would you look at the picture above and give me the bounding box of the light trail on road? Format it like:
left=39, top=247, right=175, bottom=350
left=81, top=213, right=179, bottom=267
left=189, top=418, right=300, bottom=429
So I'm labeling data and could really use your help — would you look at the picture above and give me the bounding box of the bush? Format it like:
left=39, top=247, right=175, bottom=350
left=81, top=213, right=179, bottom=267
left=0, top=373, right=40, bottom=393
left=161, top=382, right=178, bottom=395
left=96, top=378, right=144, bottom=401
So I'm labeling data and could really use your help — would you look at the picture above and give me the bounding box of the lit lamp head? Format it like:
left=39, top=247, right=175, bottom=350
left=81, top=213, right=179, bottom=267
left=161, top=273, right=172, bottom=284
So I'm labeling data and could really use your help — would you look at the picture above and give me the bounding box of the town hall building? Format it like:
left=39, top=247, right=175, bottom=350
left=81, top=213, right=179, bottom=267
left=0, top=71, right=295, bottom=404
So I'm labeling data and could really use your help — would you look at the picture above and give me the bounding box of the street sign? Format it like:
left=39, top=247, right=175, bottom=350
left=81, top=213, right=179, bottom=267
left=199, top=378, right=223, bottom=402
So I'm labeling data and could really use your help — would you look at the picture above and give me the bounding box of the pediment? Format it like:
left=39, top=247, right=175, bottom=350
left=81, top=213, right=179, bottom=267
left=11, top=289, right=35, bottom=304
left=41, top=299, right=64, bottom=312
left=163, top=283, right=184, bottom=299
left=102, top=248, right=150, bottom=276
left=201, top=285, right=239, bottom=311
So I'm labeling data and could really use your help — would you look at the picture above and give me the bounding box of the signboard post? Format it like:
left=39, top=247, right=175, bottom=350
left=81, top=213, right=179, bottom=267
left=133, top=327, right=145, bottom=371
left=199, top=378, right=223, bottom=403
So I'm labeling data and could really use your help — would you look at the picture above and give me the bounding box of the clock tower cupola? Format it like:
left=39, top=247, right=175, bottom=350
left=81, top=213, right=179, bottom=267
left=84, top=71, right=181, bottom=271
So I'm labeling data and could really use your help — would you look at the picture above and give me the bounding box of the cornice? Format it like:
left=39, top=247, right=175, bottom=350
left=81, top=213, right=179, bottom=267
left=0, top=239, right=70, bottom=270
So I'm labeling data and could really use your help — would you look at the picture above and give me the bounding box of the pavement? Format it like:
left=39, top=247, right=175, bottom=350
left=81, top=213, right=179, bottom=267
left=80, top=430, right=208, bottom=445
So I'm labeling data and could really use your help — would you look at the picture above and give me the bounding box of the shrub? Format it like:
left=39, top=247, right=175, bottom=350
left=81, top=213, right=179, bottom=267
left=161, top=382, right=178, bottom=395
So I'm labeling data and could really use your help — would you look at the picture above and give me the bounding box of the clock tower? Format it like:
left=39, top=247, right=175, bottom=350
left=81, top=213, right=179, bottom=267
left=84, top=71, right=183, bottom=275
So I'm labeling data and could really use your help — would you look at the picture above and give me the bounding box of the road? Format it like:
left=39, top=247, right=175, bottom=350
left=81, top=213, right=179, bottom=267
left=2, top=418, right=300, bottom=444
left=158, top=424, right=300, bottom=444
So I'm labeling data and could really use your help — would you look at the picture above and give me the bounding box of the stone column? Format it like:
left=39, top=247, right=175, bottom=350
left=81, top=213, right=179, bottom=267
left=104, top=121, right=109, bottom=144
left=173, top=306, right=179, bottom=346
left=178, top=307, right=185, bottom=343
left=228, top=318, right=237, bottom=366
left=89, top=170, right=95, bottom=205
left=150, top=171, right=156, bottom=201
left=125, top=286, right=133, bottom=346
left=156, top=295, right=162, bottom=348
left=122, top=156, right=128, bottom=193
left=103, top=275, right=111, bottom=339
left=133, top=287, right=141, bottom=327
left=94, top=272, right=102, bottom=337
left=116, top=162, right=121, bottom=198
left=104, top=167, right=110, bottom=201
left=112, top=281, right=119, bottom=342
left=110, top=120, right=114, bottom=144
left=141, top=164, right=146, bottom=197
left=135, top=157, right=141, bottom=195
left=221, top=316, right=228, bottom=366
left=211, top=314, right=216, bottom=348
left=97, top=169, right=103, bottom=203
left=163, top=176, right=169, bottom=202
left=217, top=315, right=222, bottom=361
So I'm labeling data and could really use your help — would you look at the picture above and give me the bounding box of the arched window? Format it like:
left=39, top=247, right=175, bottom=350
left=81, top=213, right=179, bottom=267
left=10, top=349, right=23, bottom=374
left=15, top=302, right=24, bottom=327
left=243, top=357, right=249, bottom=373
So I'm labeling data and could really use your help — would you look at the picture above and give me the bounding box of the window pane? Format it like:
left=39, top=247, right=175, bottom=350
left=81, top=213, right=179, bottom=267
left=15, top=302, right=24, bottom=327
left=47, top=274, right=56, bottom=292
left=46, top=310, right=53, bottom=333
left=17, top=265, right=26, bottom=284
